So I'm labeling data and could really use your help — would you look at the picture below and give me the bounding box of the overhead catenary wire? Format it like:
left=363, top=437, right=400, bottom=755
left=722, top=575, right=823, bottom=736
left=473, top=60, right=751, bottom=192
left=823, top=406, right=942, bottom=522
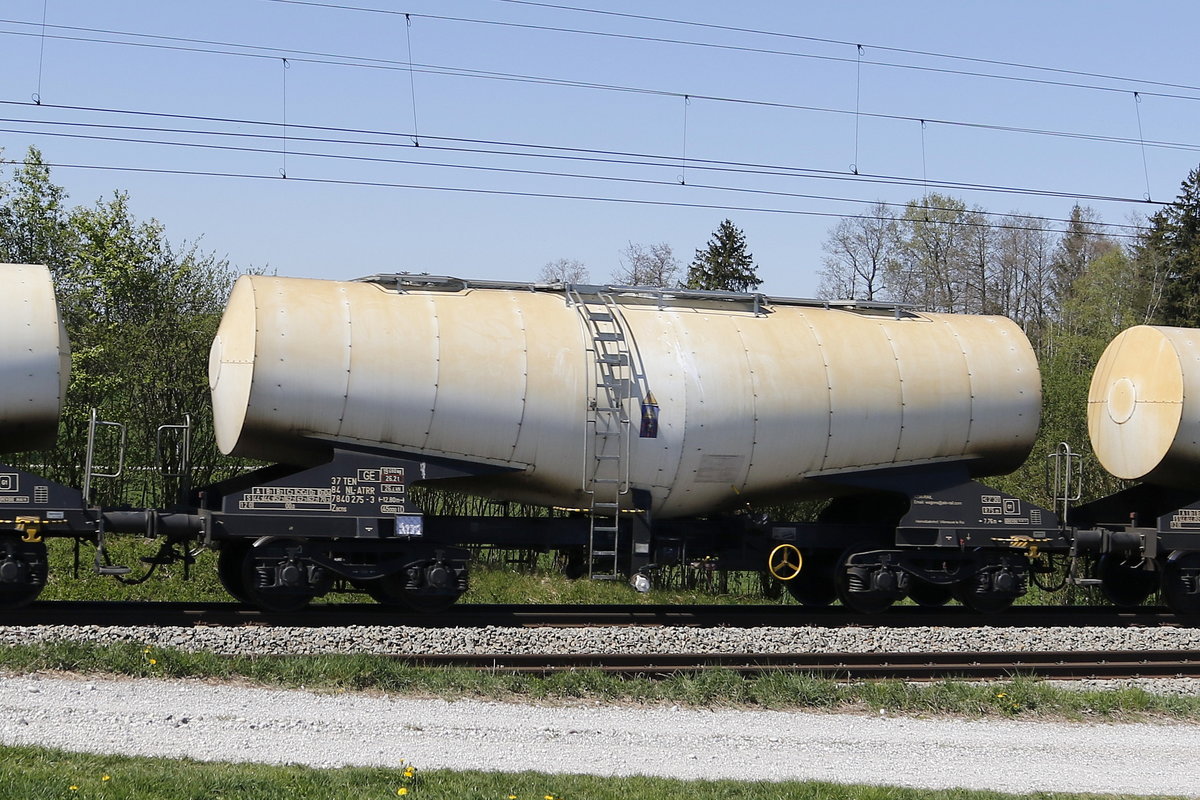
left=3, top=21, right=1199, bottom=162
left=0, top=155, right=1147, bottom=241
left=0, top=6, right=1176, bottom=246
left=260, top=0, right=1200, bottom=103
left=491, top=0, right=1200, bottom=98
left=0, top=97, right=1164, bottom=226
left=0, top=116, right=1148, bottom=237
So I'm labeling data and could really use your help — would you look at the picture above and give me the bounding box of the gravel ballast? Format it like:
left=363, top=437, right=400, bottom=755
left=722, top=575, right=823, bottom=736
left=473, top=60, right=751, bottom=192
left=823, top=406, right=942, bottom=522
left=4, top=622, right=1200, bottom=658
left=2, top=672, right=1199, bottom=797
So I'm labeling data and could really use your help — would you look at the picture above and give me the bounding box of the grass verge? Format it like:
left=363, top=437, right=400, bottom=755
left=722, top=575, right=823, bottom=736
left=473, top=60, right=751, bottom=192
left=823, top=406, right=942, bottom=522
left=0, top=744, right=1184, bottom=800
left=3, top=641, right=1199, bottom=721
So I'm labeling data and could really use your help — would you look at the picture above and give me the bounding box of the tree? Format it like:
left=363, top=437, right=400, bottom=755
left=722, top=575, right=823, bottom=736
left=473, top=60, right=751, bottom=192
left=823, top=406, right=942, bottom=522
left=685, top=219, right=760, bottom=292
left=612, top=241, right=680, bottom=287
left=817, top=201, right=897, bottom=300
left=538, top=258, right=589, bottom=284
left=888, top=194, right=974, bottom=312
left=1049, top=205, right=1115, bottom=315
left=0, top=146, right=72, bottom=268
left=1143, top=166, right=1200, bottom=326
left=0, top=148, right=240, bottom=506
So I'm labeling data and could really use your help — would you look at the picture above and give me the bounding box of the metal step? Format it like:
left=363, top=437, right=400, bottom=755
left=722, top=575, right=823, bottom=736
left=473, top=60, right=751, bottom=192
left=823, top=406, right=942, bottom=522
left=594, top=502, right=619, bottom=510
left=588, top=311, right=614, bottom=322
left=594, top=332, right=624, bottom=342
left=597, top=353, right=629, bottom=365
left=96, top=565, right=132, bottom=576
left=592, top=549, right=617, bottom=557
left=590, top=573, right=622, bottom=581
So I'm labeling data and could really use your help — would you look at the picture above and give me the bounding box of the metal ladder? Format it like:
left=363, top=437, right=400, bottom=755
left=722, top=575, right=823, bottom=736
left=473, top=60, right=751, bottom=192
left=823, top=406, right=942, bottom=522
left=568, top=287, right=632, bottom=580
left=82, top=408, right=131, bottom=576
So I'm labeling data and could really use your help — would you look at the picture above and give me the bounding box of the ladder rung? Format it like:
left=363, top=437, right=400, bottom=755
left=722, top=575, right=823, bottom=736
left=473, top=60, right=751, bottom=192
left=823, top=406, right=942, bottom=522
left=593, top=525, right=618, bottom=533
left=598, top=354, right=628, bottom=365
left=590, top=574, right=622, bottom=580
left=96, top=565, right=132, bottom=576
left=596, top=454, right=621, bottom=460
left=595, top=332, right=624, bottom=342
left=594, top=502, right=619, bottom=509
left=588, top=311, right=614, bottom=322
left=592, top=549, right=617, bottom=557
left=593, top=477, right=620, bottom=483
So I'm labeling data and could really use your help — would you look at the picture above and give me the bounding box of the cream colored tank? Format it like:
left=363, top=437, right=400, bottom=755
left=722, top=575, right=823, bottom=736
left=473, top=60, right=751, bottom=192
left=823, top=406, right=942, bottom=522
left=209, top=275, right=1040, bottom=518
left=1088, top=325, right=1200, bottom=486
left=0, top=264, right=70, bottom=453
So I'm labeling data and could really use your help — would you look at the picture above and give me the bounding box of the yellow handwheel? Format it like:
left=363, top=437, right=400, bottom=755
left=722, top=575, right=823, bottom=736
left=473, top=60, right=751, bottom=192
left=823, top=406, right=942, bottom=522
left=767, top=543, right=803, bottom=581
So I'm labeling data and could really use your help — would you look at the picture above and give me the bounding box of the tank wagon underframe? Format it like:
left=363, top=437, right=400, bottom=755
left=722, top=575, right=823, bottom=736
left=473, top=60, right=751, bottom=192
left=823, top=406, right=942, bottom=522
left=0, top=443, right=1173, bottom=614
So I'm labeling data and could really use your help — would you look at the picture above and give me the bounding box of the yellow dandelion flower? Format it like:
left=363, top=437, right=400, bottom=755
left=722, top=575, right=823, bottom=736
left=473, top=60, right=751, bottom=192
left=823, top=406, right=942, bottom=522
left=397, top=788, right=409, bottom=796
left=69, top=786, right=78, bottom=792
left=102, top=775, right=111, bottom=782
left=508, top=795, right=517, bottom=799
left=995, top=692, right=1006, bottom=698
left=149, top=658, right=157, bottom=665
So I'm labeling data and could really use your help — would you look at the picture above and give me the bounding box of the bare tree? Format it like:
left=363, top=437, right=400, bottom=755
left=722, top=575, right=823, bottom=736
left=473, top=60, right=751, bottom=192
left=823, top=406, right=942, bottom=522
left=816, top=201, right=898, bottom=300
left=888, top=194, right=974, bottom=312
left=538, top=258, right=589, bottom=284
left=993, top=214, right=1055, bottom=341
left=612, top=241, right=680, bottom=287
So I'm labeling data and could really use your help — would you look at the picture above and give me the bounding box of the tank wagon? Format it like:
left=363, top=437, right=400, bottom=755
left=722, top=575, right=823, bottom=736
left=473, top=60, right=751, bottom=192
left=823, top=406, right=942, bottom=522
left=1075, top=325, right=1200, bottom=613
left=1, top=266, right=1196, bottom=614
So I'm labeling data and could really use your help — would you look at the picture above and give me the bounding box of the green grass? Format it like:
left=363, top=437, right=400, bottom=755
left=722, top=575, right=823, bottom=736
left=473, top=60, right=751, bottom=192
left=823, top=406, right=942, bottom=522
left=4, top=640, right=1199, bottom=722
left=0, top=744, right=1184, bottom=800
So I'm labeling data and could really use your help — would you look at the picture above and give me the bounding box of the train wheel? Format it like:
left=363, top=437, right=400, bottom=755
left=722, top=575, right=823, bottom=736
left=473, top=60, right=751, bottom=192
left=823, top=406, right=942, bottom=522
left=1162, top=551, right=1200, bottom=615
left=1098, top=554, right=1158, bottom=608
left=907, top=578, right=954, bottom=607
left=835, top=550, right=902, bottom=614
left=362, top=572, right=461, bottom=613
left=0, top=534, right=47, bottom=609
left=784, top=550, right=838, bottom=606
left=953, top=582, right=1014, bottom=614
left=240, top=541, right=321, bottom=613
left=217, top=542, right=251, bottom=603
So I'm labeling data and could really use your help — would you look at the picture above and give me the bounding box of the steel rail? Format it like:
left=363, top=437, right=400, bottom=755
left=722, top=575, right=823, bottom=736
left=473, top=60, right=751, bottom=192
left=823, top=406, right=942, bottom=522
left=4, top=601, right=1194, bottom=628
left=391, top=650, right=1200, bottom=680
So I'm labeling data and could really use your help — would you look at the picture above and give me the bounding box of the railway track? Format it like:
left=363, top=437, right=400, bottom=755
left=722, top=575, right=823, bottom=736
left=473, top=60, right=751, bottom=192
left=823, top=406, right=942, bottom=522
left=396, top=650, right=1200, bottom=680
left=3, top=601, right=1194, bottom=628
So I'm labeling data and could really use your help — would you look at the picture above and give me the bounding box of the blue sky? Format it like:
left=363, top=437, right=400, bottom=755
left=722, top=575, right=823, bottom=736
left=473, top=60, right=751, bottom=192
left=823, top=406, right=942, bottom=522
left=2, top=1, right=1198, bottom=296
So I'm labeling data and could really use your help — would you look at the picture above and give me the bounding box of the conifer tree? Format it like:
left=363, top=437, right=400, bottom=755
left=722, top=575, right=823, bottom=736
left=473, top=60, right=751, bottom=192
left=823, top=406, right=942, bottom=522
left=685, top=219, right=760, bottom=292
left=1146, top=166, right=1200, bottom=326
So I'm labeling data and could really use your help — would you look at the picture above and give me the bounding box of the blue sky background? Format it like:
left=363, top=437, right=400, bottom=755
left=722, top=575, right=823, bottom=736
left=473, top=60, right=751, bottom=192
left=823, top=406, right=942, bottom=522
left=2, top=1, right=1198, bottom=296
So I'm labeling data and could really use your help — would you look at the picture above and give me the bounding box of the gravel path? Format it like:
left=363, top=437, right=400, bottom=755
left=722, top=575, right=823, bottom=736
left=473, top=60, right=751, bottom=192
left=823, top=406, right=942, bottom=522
left=1, top=672, right=1197, bottom=797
